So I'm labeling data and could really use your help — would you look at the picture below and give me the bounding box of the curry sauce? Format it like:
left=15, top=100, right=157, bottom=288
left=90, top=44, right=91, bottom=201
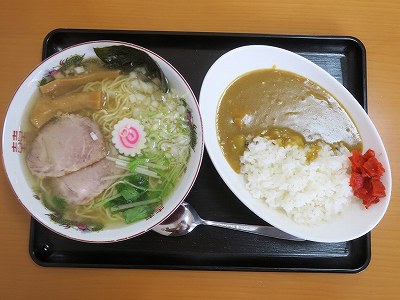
left=216, top=68, right=362, bottom=172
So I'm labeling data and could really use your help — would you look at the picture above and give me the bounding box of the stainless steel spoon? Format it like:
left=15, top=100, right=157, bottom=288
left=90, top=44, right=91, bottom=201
left=153, top=202, right=305, bottom=241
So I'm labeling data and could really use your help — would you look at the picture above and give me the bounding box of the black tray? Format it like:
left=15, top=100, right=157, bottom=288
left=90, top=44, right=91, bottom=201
left=29, top=29, right=370, bottom=272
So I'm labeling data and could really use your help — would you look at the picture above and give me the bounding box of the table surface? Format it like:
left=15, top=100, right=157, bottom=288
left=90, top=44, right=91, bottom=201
left=1, top=0, right=399, bottom=299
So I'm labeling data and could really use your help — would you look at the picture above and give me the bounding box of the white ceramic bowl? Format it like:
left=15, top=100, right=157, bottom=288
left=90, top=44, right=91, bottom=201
left=199, top=45, right=391, bottom=243
left=2, top=41, right=204, bottom=243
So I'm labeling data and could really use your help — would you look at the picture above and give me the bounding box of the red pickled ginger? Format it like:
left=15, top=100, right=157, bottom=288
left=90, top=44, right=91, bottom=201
left=349, top=149, right=385, bottom=208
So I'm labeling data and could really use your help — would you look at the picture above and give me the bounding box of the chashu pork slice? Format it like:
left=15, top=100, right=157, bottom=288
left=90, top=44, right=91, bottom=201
left=26, top=114, right=107, bottom=178
left=48, top=157, right=125, bottom=205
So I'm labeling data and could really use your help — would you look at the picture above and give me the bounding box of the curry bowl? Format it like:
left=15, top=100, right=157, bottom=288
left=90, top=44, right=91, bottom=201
left=2, top=41, right=204, bottom=243
left=199, top=45, right=391, bottom=243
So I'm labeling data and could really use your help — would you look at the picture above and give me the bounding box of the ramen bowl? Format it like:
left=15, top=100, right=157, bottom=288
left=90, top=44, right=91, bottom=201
left=199, top=45, right=391, bottom=243
left=2, top=41, right=204, bottom=243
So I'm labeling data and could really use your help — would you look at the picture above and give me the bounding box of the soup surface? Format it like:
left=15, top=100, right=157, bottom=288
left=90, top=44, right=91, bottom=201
left=216, top=68, right=362, bottom=172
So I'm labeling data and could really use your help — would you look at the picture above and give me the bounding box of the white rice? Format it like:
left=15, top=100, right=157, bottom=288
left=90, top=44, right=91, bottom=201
left=240, top=137, right=356, bottom=225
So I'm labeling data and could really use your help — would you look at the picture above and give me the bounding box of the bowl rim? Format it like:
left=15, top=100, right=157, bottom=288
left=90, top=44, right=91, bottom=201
left=2, top=40, right=204, bottom=243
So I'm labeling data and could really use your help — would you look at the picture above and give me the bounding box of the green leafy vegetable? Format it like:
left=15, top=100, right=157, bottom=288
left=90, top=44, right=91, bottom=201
left=128, top=156, right=148, bottom=172
left=120, top=186, right=141, bottom=201
left=127, top=173, right=149, bottom=188
left=93, top=192, right=122, bottom=208
left=94, top=45, right=169, bottom=92
left=103, top=195, right=125, bottom=209
left=122, top=205, right=155, bottom=223
left=52, top=196, right=67, bottom=212
left=101, top=173, right=151, bottom=212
